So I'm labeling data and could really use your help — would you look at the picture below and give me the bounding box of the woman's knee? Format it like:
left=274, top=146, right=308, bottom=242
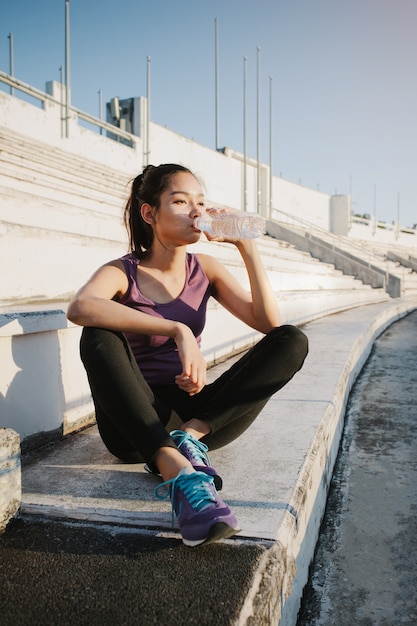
left=81, top=327, right=126, bottom=354
left=285, top=324, right=308, bottom=356
left=268, top=324, right=309, bottom=367
left=80, top=327, right=131, bottom=370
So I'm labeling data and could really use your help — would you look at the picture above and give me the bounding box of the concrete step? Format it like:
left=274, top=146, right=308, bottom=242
left=0, top=158, right=128, bottom=215
left=0, top=126, right=129, bottom=195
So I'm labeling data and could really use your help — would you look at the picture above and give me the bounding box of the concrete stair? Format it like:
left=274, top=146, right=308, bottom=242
left=318, top=233, right=417, bottom=296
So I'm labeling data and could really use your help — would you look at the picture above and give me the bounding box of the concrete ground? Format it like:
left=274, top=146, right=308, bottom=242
left=297, top=310, right=417, bottom=626
left=1, top=298, right=417, bottom=626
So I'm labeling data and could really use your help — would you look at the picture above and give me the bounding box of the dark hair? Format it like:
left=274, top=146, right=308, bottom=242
left=124, top=163, right=194, bottom=258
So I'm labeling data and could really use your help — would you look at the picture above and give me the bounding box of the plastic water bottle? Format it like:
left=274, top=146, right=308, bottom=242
left=196, top=211, right=265, bottom=239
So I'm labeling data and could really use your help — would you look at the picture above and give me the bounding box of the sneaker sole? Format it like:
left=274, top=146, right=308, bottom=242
left=182, top=522, right=241, bottom=548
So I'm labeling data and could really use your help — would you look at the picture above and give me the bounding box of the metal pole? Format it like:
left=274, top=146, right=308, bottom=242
left=146, top=55, right=151, bottom=166
left=396, top=191, right=400, bottom=238
left=373, top=183, right=377, bottom=235
left=243, top=56, right=247, bottom=212
left=98, top=89, right=103, bottom=134
left=8, top=33, right=14, bottom=95
left=215, top=18, right=219, bottom=151
left=397, top=191, right=400, bottom=224
left=348, top=174, right=352, bottom=230
left=256, top=46, right=261, bottom=214
left=59, top=65, right=64, bottom=138
left=65, top=0, right=70, bottom=138
left=269, top=75, right=272, bottom=212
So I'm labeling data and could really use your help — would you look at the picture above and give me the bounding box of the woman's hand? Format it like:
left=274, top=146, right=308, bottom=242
left=173, top=323, right=207, bottom=395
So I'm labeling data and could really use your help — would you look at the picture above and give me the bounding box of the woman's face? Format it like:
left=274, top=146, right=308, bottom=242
left=151, top=171, right=205, bottom=246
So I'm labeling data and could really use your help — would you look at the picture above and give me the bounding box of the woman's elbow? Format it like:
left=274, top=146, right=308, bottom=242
left=67, top=298, right=87, bottom=326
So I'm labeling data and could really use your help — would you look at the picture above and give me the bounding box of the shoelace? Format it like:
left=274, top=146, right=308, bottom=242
left=155, top=472, right=216, bottom=527
left=171, top=430, right=212, bottom=466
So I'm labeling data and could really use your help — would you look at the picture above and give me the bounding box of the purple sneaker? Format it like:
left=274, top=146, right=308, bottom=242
left=155, top=468, right=240, bottom=547
left=170, top=430, right=223, bottom=490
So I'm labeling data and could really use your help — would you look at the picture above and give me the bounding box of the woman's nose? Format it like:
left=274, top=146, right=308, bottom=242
left=190, top=204, right=203, bottom=218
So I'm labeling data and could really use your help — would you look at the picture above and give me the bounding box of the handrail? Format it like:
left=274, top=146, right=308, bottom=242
left=0, top=70, right=51, bottom=103
left=270, top=206, right=416, bottom=263
left=267, top=213, right=402, bottom=297
left=0, top=70, right=136, bottom=145
left=270, top=207, right=379, bottom=264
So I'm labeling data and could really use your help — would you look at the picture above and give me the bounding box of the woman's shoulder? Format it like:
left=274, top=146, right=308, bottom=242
left=194, top=252, right=223, bottom=278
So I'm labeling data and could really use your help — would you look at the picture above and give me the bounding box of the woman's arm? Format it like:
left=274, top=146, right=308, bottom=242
left=198, top=240, right=281, bottom=333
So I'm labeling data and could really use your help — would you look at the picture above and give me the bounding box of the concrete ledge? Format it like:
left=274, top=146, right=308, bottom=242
left=0, top=428, right=21, bottom=532
left=274, top=297, right=417, bottom=624
left=0, top=307, right=68, bottom=337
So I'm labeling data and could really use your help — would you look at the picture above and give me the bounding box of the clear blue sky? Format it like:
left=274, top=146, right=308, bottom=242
left=1, top=0, right=417, bottom=227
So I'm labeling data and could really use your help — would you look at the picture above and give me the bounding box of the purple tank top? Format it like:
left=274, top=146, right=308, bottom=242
left=117, top=252, right=212, bottom=385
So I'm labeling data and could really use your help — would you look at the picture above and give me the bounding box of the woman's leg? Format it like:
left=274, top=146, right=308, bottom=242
left=202, top=325, right=308, bottom=447
left=156, top=325, right=308, bottom=449
left=80, top=327, right=240, bottom=547
left=80, top=327, right=177, bottom=464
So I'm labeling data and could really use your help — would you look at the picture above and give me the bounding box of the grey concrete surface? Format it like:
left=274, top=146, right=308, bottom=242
left=1, top=298, right=417, bottom=625
left=297, top=310, right=417, bottom=626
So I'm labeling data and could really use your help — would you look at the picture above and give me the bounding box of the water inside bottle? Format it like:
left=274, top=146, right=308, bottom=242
left=196, top=211, right=265, bottom=239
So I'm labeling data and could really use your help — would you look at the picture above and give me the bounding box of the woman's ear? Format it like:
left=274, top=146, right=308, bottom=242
left=141, top=203, right=155, bottom=225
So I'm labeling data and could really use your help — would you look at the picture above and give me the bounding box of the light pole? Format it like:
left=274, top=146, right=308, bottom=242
left=256, top=46, right=261, bottom=214
left=243, top=56, right=247, bottom=212
left=59, top=65, right=64, bottom=137
left=269, top=75, right=273, bottom=213
left=65, top=0, right=70, bottom=138
left=98, top=89, right=103, bottom=135
left=145, top=55, right=151, bottom=166
left=396, top=192, right=400, bottom=239
left=215, top=18, right=219, bottom=151
left=8, top=33, right=14, bottom=95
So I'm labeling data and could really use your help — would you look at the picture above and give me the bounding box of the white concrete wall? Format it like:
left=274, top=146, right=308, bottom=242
left=271, top=176, right=330, bottom=230
left=0, top=310, right=94, bottom=442
left=349, top=219, right=417, bottom=248
left=0, top=87, right=142, bottom=174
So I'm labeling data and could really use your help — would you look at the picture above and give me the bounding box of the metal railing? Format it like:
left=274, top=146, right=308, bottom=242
left=270, top=206, right=416, bottom=263
left=268, top=207, right=404, bottom=297
left=0, top=70, right=137, bottom=146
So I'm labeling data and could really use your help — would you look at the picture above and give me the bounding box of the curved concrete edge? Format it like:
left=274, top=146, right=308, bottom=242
left=234, top=298, right=417, bottom=626
left=0, top=428, right=21, bottom=532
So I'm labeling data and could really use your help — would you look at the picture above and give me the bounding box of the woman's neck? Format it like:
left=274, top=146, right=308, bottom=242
left=142, top=242, right=187, bottom=272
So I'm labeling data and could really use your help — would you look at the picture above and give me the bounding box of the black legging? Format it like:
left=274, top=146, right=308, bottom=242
left=80, top=325, right=308, bottom=465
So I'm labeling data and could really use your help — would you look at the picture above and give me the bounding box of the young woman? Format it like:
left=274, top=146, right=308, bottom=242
left=67, top=163, right=308, bottom=547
